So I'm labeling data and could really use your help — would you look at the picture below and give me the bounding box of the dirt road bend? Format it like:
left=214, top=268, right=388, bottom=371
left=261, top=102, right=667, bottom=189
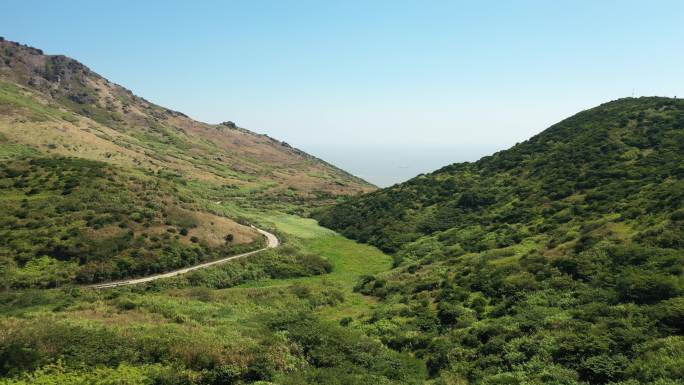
left=90, top=226, right=279, bottom=289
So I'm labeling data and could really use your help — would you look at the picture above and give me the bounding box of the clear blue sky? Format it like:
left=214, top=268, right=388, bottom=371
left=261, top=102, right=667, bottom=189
left=2, top=1, right=683, bottom=184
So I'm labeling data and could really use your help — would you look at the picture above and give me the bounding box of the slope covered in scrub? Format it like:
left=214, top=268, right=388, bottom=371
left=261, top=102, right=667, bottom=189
left=316, top=97, right=684, bottom=384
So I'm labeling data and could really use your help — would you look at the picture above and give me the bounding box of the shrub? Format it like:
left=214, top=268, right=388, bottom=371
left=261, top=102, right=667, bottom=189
left=616, top=268, right=680, bottom=304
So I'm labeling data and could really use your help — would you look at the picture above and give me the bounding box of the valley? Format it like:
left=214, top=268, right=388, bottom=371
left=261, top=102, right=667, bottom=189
left=0, top=37, right=682, bottom=385
left=0, top=38, right=424, bottom=384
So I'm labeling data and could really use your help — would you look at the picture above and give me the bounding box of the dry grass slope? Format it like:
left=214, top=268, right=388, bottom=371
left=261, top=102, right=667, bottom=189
left=0, top=38, right=374, bottom=205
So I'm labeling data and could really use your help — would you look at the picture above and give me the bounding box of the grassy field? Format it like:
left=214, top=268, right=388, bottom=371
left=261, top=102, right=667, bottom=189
left=238, top=215, right=393, bottom=320
left=260, top=214, right=336, bottom=239
left=160, top=215, right=392, bottom=325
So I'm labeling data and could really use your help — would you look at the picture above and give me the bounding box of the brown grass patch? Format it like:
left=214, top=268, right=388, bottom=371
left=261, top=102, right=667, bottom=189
left=186, top=211, right=259, bottom=247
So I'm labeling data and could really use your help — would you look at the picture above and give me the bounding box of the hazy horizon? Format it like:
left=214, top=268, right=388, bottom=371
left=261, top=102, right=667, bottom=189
left=303, top=143, right=502, bottom=187
left=2, top=0, right=683, bottom=184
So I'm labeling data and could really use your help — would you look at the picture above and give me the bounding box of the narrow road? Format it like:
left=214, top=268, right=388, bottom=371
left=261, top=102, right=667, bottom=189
left=90, top=226, right=279, bottom=289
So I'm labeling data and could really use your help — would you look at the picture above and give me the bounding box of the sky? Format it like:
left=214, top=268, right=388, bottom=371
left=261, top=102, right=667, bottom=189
left=2, top=1, right=683, bottom=185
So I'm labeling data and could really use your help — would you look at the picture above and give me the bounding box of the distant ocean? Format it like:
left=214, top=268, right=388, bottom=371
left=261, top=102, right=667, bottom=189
left=304, top=144, right=499, bottom=188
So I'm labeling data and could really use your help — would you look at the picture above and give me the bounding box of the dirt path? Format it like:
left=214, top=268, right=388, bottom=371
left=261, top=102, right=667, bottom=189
left=90, top=226, right=279, bottom=289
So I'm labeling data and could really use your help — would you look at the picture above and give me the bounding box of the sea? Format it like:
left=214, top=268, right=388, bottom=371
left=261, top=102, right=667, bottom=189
left=304, top=144, right=499, bottom=187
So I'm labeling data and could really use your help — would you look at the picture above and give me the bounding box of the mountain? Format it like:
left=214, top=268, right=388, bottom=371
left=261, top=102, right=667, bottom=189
left=315, top=98, right=684, bottom=384
left=0, top=38, right=373, bottom=287
left=0, top=38, right=373, bottom=204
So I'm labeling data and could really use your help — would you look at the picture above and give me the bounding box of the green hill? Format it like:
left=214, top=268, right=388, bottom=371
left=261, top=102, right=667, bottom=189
left=315, top=97, right=684, bottom=384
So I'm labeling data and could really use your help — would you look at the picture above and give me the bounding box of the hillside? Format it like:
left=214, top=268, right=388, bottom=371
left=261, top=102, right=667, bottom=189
left=316, top=97, right=684, bottom=384
left=0, top=38, right=375, bottom=287
left=0, top=157, right=267, bottom=287
left=0, top=38, right=373, bottom=207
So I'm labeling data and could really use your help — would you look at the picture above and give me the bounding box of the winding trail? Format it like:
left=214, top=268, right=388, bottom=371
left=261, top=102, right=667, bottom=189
left=90, top=226, right=279, bottom=289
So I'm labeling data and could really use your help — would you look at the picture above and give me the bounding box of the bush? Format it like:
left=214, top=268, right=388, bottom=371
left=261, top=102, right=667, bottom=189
left=616, top=268, right=680, bottom=304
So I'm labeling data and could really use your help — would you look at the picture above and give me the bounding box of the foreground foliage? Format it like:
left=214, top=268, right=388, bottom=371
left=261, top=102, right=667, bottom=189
left=0, top=232, right=422, bottom=385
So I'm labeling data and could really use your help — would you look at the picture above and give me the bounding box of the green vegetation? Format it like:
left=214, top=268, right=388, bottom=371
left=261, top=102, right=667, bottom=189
left=150, top=243, right=334, bottom=290
left=0, top=82, right=62, bottom=122
left=0, top=143, right=39, bottom=160
left=0, top=218, right=425, bottom=384
left=0, top=38, right=411, bottom=385
left=0, top=157, right=263, bottom=287
left=261, top=214, right=336, bottom=239
left=315, top=97, right=684, bottom=384
left=2, top=37, right=683, bottom=385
